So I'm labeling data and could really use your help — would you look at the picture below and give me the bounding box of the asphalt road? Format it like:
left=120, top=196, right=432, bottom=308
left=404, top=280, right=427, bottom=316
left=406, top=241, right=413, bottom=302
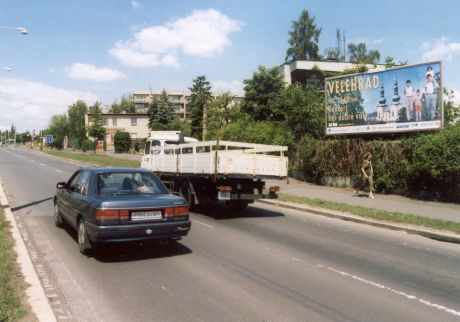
left=1, top=146, right=460, bottom=322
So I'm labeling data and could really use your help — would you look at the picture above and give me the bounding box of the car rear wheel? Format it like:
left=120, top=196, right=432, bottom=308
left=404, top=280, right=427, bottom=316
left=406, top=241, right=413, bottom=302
left=54, top=203, right=64, bottom=228
left=78, top=219, right=92, bottom=255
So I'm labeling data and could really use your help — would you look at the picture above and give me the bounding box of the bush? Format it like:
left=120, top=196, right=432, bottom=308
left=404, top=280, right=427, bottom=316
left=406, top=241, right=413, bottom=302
left=295, top=124, right=460, bottom=202
left=81, top=139, right=95, bottom=152
left=220, top=119, right=294, bottom=146
left=114, top=131, right=131, bottom=153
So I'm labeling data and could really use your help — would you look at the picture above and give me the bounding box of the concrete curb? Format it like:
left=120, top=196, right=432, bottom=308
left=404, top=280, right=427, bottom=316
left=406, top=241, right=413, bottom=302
left=0, top=179, right=57, bottom=322
left=258, top=199, right=460, bottom=244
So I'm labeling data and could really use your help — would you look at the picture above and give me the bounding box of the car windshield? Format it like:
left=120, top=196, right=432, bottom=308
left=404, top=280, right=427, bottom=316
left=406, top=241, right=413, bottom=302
left=97, top=172, right=168, bottom=196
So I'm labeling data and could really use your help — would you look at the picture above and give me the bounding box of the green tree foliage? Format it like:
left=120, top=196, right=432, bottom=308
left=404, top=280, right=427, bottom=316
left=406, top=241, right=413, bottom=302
left=221, top=116, right=294, bottom=147
left=147, top=90, right=176, bottom=130
left=207, top=92, right=242, bottom=139
left=67, top=100, right=88, bottom=148
left=189, top=75, right=212, bottom=139
left=242, top=66, right=285, bottom=122
left=444, top=89, right=460, bottom=126
left=347, top=42, right=381, bottom=64
left=279, top=85, right=325, bottom=140
left=114, top=131, right=131, bottom=153
left=285, top=9, right=321, bottom=62
left=47, top=114, right=69, bottom=148
left=109, top=95, right=136, bottom=113
left=88, top=102, right=106, bottom=140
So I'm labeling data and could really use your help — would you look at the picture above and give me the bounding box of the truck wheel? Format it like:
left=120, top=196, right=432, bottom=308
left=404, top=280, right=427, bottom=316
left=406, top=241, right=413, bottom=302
left=180, top=184, right=195, bottom=209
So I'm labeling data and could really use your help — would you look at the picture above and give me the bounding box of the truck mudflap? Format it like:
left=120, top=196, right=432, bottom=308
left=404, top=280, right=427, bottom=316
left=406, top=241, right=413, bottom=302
left=217, top=192, right=278, bottom=201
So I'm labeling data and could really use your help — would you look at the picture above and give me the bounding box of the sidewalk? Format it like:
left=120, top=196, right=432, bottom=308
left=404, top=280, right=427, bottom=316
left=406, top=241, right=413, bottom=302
left=266, top=178, right=460, bottom=223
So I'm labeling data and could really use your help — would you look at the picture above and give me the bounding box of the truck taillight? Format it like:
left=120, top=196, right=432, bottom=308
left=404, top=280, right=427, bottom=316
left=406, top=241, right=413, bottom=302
left=96, top=209, right=129, bottom=222
left=164, top=206, right=189, bottom=217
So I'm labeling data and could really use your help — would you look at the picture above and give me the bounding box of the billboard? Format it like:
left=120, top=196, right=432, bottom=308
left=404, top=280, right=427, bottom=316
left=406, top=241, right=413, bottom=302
left=325, top=61, right=442, bottom=135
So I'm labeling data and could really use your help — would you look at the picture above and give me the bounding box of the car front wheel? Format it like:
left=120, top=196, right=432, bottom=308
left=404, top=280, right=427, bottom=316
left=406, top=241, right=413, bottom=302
left=78, top=220, right=92, bottom=255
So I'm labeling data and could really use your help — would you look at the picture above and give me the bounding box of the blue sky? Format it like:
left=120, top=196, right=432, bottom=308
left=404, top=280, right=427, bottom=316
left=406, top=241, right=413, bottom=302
left=1, top=0, right=460, bottom=131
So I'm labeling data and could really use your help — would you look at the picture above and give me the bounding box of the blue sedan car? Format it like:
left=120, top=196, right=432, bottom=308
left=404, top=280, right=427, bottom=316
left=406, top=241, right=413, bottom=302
left=54, top=168, right=191, bottom=255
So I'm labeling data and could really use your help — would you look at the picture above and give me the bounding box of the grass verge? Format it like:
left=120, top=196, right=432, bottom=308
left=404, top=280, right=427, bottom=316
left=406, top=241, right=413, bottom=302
left=0, top=209, right=26, bottom=322
left=278, top=193, right=460, bottom=234
left=44, top=149, right=140, bottom=168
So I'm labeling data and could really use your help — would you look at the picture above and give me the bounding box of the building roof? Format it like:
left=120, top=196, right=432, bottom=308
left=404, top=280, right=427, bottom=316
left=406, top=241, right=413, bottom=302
left=283, top=60, right=386, bottom=73
left=87, top=113, right=149, bottom=117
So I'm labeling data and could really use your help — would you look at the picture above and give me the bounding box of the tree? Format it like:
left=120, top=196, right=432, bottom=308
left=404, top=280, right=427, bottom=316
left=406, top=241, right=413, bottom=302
left=207, top=92, right=242, bottom=139
left=347, top=42, right=381, bottom=64
left=109, top=95, right=136, bottom=113
left=242, top=66, right=285, bottom=121
left=384, top=56, right=397, bottom=69
left=67, top=100, right=88, bottom=148
left=147, top=90, right=175, bottom=130
left=280, top=85, right=325, bottom=140
left=189, top=76, right=212, bottom=140
left=88, top=102, right=106, bottom=140
left=47, top=114, right=69, bottom=148
left=285, top=9, right=321, bottom=62
left=114, top=131, right=131, bottom=153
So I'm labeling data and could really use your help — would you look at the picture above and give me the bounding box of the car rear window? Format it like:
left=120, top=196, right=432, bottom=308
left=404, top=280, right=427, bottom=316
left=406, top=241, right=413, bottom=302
left=97, top=172, right=168, bottom=196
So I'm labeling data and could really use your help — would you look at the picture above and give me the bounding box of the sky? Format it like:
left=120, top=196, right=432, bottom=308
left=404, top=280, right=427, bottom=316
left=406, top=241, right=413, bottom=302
left=1, top=0, right=460, bottom=131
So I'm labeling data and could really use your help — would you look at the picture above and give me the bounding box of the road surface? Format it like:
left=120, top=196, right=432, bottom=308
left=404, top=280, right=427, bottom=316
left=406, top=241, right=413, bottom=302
left=1, top=146, right=459, bottom=322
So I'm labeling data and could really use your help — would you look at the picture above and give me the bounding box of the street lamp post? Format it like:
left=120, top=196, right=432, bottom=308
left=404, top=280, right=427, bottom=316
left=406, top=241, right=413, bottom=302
left=0, top=26, right=29, bottom=35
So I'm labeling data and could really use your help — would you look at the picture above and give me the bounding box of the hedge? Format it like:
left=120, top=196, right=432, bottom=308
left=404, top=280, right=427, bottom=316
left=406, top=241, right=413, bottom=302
left=294, top=123, right=460, bottom=202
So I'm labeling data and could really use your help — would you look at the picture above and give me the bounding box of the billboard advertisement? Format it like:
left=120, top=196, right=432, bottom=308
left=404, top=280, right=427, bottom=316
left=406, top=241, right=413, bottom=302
left=325, top=61, right=442, bottom=135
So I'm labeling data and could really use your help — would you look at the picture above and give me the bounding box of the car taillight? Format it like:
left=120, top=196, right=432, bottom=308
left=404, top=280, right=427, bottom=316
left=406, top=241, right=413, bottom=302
left=96, top=209, right=129, bottom=222
left=164, top=206, right=189, bottom=218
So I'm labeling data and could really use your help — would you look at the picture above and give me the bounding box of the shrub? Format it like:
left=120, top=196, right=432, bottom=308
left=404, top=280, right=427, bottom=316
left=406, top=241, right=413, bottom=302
left=114, top=131, right=131, bottom=153
left=81, top=139, right=95, bottom=152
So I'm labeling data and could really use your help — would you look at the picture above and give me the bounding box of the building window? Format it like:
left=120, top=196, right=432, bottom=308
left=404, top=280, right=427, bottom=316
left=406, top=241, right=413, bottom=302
left=113, top=118, right=117, bottom=126
left=103, top=118, right=108, bottom=126
left=131, top=117, right=137, bottom=126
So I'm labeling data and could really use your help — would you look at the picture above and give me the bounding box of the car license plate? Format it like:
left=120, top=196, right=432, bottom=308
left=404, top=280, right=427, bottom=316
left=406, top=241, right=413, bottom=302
left=131, top=210, right=162, bottom=221
left=218, top=191, right=231, bottom=200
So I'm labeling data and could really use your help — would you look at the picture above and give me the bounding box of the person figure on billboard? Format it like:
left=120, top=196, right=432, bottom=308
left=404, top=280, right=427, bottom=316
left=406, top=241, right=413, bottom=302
left=414, top=89, right=423, bottom=121
left=424, top=72, right=438, bottom=120
left=404, top=80, right=415, bottom=121
left=426, top=66, right=434, bottom=79
left=354, top=152, right=374, bottom=199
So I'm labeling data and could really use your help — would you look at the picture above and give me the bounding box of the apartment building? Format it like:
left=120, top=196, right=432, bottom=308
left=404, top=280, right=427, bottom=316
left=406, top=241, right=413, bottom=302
left=133, top=91, right=190, bottom=119
left=132, top=90, right=244, bottom=119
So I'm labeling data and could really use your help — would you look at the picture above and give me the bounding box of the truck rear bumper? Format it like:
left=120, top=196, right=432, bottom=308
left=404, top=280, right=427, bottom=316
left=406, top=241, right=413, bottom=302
left=217, top=192, right=278, bottom=201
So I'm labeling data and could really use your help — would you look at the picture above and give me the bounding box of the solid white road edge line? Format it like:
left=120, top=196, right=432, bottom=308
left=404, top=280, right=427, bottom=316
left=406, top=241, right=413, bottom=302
left=0, top=180, right=57, bottom=322
left=192, top=219, right=214, bottom=229
left=321, top=265, right=460, bottom=318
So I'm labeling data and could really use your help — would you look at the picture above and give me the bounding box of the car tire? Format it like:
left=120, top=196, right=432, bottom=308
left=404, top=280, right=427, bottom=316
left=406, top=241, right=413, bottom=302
left=54, top=203, right=64, bottom=228
left=78, top=219, right=92, bottom=255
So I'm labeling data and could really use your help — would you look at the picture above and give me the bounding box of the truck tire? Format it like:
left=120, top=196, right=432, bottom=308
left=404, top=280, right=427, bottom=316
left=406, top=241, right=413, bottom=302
left=180, top=183, right=195, bottom=209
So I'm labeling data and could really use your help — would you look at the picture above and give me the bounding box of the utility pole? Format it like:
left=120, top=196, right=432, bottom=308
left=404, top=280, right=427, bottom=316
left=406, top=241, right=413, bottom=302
left=202, top=102, right=208, bottom=141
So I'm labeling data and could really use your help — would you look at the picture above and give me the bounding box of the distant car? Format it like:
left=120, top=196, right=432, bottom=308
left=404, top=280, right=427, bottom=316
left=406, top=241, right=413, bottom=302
left=54, top=168, right=191, bottom=255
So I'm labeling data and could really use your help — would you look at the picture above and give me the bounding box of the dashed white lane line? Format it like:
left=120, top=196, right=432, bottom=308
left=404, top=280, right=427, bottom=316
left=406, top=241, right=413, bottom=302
left=192, top=219, right=214, bottom=229
left=55, top=169, right=63, bottom=173
left=321, top=265, right=460, bottom=318
left=39, top=163, right=47, bottom=167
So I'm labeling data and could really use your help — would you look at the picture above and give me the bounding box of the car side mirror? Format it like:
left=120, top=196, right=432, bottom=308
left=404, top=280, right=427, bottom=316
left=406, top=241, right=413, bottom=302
left=56, top=182, right=67, bottom=189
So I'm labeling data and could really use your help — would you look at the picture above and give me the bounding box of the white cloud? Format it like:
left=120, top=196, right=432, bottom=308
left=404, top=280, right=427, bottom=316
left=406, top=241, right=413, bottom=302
left=110, top=9, right=242, bottom=68
left=131, top=0, right=140, bottom=9
left=212, top=80, right=244, bottom=96
left=0, top=77, right=97, bottom=131
left=66, top=63, right=126, bottom=82
left=421, top=37, right=460, bottom=62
